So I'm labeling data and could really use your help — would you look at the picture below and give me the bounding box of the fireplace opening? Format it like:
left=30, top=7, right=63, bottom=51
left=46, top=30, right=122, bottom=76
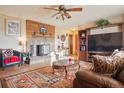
left=36, top=44, right=50, bottom=56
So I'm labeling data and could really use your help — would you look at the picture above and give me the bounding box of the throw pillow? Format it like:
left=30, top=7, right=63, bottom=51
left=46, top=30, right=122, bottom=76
left=2, top=49, right=13, bottom=58
left=111, top=49, right=119, bottom=57
left=93, top=55, right=113, bottom=74
left=112, top=51, right=124, bottom=69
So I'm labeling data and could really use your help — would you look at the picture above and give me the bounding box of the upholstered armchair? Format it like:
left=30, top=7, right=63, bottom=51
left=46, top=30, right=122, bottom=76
left=56, top=49, right=71, bottom=60
left=0, top=49, right=23, bottom=70
left=50, top=50, right=75, bottom=66
left=50, top=52, right=57, bottom=66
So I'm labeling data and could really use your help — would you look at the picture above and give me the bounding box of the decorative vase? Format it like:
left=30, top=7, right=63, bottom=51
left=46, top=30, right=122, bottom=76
left=68, top=57, right=72, bottom=64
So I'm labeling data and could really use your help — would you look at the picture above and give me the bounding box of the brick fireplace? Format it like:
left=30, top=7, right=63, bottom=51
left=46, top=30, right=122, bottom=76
left=28, top=37, right=54, bottom=57
left=26, top=20, right=55, bottom=64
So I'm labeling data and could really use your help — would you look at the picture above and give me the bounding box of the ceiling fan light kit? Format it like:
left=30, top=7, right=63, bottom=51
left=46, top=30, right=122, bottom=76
left=44, top=5, right=82, bottom=21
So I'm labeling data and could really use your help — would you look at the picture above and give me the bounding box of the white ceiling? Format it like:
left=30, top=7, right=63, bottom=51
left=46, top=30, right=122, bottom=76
left=0, top=5, right=124, bottom=31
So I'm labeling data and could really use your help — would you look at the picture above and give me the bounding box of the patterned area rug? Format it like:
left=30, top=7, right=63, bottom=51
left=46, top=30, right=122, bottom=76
left=0, top=62, right=92, bottom=88
left=1, top=67, right=76, bottom=88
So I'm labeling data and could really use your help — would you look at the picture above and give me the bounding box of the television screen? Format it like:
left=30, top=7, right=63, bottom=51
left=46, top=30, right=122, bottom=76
left=88, top=32, right=122, bottom=52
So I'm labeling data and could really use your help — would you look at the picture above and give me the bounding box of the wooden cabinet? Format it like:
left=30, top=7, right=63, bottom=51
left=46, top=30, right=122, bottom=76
left=87, top=23, right=123, bottom=62
left=78, top=30, right=88, bottom=61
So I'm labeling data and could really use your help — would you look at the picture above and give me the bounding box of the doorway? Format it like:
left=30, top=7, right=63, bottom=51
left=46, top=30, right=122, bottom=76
left=69, top=34, right=73, bottom=55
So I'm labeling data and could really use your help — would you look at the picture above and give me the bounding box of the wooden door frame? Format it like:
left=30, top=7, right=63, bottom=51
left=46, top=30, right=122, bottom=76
left=69, top=34, right=73, bottom=55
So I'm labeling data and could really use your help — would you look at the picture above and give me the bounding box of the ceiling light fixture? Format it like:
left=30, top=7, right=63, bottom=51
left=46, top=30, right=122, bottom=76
left=72, top=28, right=77, bottom=31
left=44, top=5, right=82, bottom=21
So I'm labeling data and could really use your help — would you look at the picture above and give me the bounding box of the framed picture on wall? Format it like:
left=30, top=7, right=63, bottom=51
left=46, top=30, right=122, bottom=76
left=6, top=19, right=21, bottom=36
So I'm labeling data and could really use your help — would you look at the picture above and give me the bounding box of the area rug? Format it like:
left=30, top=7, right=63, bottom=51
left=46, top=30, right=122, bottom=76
left=0, top=67, right=75, bottom=88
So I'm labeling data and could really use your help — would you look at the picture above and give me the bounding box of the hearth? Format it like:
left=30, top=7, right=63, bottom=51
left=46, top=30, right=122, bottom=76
left=36, top=44, right=50, bottom=56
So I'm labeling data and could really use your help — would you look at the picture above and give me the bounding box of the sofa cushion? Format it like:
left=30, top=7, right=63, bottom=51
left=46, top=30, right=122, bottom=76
left=4, top=56, right=21, bottom=65
left=92, top=51, right=124, bottom=74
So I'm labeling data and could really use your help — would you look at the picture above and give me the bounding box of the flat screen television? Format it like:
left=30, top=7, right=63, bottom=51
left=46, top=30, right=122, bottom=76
left=88, top=32, right=122, bottom=52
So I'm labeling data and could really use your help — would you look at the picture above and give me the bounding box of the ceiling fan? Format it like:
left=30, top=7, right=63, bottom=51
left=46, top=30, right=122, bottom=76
left=44, top=5, right=82, bottom=21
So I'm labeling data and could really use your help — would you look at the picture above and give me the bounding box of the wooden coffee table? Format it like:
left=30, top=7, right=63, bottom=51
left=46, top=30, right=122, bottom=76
left=52, top=59, right=80, bottom=78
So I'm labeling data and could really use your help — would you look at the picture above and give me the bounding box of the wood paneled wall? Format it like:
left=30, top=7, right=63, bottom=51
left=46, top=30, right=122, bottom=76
left=26, top=20, right=55, bottom=39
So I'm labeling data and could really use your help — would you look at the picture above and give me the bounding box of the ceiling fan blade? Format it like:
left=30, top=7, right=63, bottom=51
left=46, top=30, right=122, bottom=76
left=51, top=12, right=60, bottom=17
left=66, top=8, right=82, bottom=12
left=44, top=7, right=58, bottom=11
left=64, top=13, right=71, bottom=19
left=61, top=14, right=65, bottom=21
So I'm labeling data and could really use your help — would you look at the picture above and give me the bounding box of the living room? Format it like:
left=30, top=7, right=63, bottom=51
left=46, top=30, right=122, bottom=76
left=0, top=4, right=124, bottom=89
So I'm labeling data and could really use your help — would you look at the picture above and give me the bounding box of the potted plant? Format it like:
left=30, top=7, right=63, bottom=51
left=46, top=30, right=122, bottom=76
left=23, top=53, right=30, bottom=64
left=23, top=53, right=29, bottom=61
left=96, top=19, right=110, bottom=28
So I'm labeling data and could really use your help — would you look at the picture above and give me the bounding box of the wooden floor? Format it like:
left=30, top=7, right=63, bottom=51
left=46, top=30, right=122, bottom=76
left=0, top=62, right=50, bottom=78
left=0, top=61, right=92, bottom=79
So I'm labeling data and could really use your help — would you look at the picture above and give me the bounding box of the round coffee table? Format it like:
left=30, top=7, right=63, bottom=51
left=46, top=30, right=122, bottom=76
left=52, top=59, right=80, bottom=78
